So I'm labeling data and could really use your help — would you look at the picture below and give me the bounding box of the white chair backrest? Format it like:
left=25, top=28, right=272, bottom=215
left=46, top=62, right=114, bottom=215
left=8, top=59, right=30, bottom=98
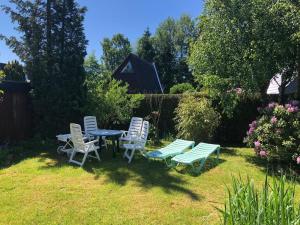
left=128, top=117, right=143, bottom=136
left=139, top=121, right=149, bottom=148
left=84, top=116, right=98, bottom=134
left=70, top=123, right=86, bottom=151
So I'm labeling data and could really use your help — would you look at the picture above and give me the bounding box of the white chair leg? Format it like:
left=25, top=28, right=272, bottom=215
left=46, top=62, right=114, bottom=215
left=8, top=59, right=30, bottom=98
left=94, top=149, right=101, bottom=161
left=80, top=152, right=88, bottom=167
left=69, top=150, right=76, bottom=163
left=127, top=149, right=136, bottom=164
left=123, top=148, right=128, bottom=158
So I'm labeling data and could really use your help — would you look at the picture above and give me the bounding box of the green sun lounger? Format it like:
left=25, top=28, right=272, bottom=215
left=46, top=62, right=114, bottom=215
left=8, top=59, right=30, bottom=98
left=170, top=142, right=221, bottom=174
left=146, top=139, right=195, bottom=166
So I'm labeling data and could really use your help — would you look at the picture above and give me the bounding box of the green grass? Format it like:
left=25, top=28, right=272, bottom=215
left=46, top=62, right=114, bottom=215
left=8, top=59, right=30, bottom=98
left=0, top=140, right=299, bottom=225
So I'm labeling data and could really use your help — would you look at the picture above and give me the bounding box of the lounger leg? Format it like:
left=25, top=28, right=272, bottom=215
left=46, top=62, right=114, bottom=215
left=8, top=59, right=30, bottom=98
left=192, top=159, right=206, bottom=174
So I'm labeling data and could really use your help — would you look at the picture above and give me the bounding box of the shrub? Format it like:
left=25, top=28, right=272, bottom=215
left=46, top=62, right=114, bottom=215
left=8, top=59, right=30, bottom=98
left=175, top=95, right=220, bottom=142
left=169, top=83, right=195, bottom=94
left=221, top=175, right=300, bottom=225
left=3, top=60, right=25, bottom=81
left=85, top=70, right=143, bottom=128
left=244, top=101, right=300, bottom=164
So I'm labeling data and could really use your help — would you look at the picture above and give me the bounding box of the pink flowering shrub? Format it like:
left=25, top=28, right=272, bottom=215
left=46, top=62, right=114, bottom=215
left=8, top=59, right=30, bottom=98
left=244, top=100, right=300, bottom=164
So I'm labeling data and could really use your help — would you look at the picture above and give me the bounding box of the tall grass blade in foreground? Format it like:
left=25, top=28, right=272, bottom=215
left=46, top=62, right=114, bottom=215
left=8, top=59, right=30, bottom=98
left=221, top=175, right=300, bottom=225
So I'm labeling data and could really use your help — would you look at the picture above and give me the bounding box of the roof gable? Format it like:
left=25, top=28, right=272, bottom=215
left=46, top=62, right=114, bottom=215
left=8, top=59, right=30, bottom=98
left=113, top=53, right=163, bottom=94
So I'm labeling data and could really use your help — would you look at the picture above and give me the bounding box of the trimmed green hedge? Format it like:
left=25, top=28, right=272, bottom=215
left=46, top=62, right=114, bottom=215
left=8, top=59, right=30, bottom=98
left=133, top=94, right=260, bottom=145
left=133, top=94, right=182, bottom=136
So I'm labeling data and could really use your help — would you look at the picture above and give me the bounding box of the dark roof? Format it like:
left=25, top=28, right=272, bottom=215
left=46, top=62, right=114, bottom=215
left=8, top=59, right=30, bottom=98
left=113, top=53, right=163, bottom=94
left=0, top=63, right=6, bottom=71
left=0, top=81, right=31, bottom=92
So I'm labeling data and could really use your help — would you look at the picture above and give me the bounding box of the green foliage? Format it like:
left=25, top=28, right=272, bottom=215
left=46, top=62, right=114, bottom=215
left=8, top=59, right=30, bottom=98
left=3, top=60, right=25, bottom=81
left=137, top=28, right=155, bottom=63
left=101, top=34, right=132, bottom=72
left=152, top=15, right=198, bottom=91
left=169, top=83, right=195, bottom=94
left=245, top=101, right=300, bottom=164
left=134, top=94, right=182, bottom=137
left=221, top=175, right=300, bottom=225
left=199, top=75, right=253, bottom=117
left=189, top=0, right=300, bottom=94
left=2, top=0, right=88, bottom=135
left=0, top=70, right=5, bottom=81
left=175, top=95, right=220, bottom=142
left=85, top=56, right=143, bottom=127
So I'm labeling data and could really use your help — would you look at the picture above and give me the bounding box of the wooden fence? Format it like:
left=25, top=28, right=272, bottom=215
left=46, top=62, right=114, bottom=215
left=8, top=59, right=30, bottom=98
left=0, top=81, right=32, bottom=142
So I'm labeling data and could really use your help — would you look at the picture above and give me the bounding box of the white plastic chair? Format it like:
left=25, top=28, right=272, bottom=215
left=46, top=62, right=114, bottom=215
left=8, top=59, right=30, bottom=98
left=84, top=116, right=107, bottom=150
left=120, top=117, right=143, bottom=143
left=123, top=121, right=149, bottom=163
left=69, top=123, right=100, bottom=167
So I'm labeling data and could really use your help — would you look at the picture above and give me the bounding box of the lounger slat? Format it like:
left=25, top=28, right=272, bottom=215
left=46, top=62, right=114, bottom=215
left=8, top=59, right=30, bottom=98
left=171, top=142, right=221, bottom=174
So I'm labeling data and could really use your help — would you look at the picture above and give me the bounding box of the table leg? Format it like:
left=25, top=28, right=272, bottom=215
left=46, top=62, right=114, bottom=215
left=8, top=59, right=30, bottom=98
left=117, top=138, right=120, bottom=152
left=112, top=138, right=116, bottom=158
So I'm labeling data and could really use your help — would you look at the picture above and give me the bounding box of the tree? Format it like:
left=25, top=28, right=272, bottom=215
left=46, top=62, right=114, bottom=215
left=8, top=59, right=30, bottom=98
left=153, top=17, right=177, bottom=92
left=3, top=60, right=25, bottom=81
left=1, top=0, right=88, bottom=135
left=101, top=34, right=131, bottom=72
left=137, top=28, right=155, bottom=62
left=189, top=0, right=300, bottom=99
left=150, top=15, right=197, bottom=91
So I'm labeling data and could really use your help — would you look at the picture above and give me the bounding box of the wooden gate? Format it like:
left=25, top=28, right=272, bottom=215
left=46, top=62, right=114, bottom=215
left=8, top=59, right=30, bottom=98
left=0, top=81, right=32, bottom=142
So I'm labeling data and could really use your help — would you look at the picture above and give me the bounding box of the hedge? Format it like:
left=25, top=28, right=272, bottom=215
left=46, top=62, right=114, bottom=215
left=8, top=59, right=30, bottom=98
left=133, top=94, right=261, bottom=145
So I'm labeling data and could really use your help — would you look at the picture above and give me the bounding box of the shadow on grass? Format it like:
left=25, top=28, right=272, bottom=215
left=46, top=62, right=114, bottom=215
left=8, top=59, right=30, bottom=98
left=220, top=147, right=238, bottom=156
left=1, top=139, right=203, bottom=201
left=174, top=158, right=226, bottom=177
left=245, top=154, right=300, bottom=183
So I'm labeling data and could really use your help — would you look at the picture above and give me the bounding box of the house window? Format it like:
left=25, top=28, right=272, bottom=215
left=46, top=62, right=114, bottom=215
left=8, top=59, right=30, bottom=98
left=121, top=61, right=134, bottom=73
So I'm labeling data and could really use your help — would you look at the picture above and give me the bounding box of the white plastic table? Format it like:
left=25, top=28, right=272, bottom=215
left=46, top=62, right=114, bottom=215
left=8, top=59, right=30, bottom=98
left=88, top=129, right=123, bottom=157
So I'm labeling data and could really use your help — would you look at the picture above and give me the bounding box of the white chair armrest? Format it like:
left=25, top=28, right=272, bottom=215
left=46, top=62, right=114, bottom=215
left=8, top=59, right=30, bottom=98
left=85, top=139, right=98, bottom=146
left=121, top=130, right=128, bottom=138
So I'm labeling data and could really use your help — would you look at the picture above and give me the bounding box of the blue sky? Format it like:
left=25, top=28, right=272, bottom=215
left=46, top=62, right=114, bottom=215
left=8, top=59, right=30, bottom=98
left=0, top=0, right=203, bottom=63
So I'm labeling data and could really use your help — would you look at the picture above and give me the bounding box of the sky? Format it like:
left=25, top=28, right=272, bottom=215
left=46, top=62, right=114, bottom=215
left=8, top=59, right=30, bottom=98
left=0, top=0, right=203, bottom=63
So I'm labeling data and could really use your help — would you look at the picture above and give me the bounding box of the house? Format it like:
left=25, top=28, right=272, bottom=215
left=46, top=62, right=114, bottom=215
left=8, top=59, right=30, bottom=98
left=113, top=53, right=163, bottom=94
left=266, top=71, right=298, bottom=95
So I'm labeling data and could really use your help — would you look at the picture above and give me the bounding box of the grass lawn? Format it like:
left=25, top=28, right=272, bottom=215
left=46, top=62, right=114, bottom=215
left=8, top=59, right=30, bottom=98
left=0, top=140, right=300, bottom=225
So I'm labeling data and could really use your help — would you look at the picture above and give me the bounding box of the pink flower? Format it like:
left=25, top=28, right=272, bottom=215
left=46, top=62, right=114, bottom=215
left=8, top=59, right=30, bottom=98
left=297, top=157, right=300, bottom=165
left=285, top=104, right=292, bottom=109
left=268, top=102, right=276, bottom=109
left=287, top=107, right=296, bottom=113
left=248, top=127, right=255, bottom=135
left=254, top=141, right=261, bottom=148
left=271, top=116, right=277, bottom=124
left=235, top=88, right=243, bottom=95
left=259, top=150, right=267, bottom=157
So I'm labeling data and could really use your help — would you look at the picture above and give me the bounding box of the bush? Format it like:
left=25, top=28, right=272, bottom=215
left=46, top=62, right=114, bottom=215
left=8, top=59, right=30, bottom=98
left=221, top=175, right=300, bottom=225
left=244, top=101, right=300, bottom=164
left=85, top=77, right=143, bottom=128
left=3, top=60, right=25, bottom=81
left=169, top=83, right=195, bottom=94
left=175, top=95, right=220, bottom=142
left=134, top=94, right=182, bottom=137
